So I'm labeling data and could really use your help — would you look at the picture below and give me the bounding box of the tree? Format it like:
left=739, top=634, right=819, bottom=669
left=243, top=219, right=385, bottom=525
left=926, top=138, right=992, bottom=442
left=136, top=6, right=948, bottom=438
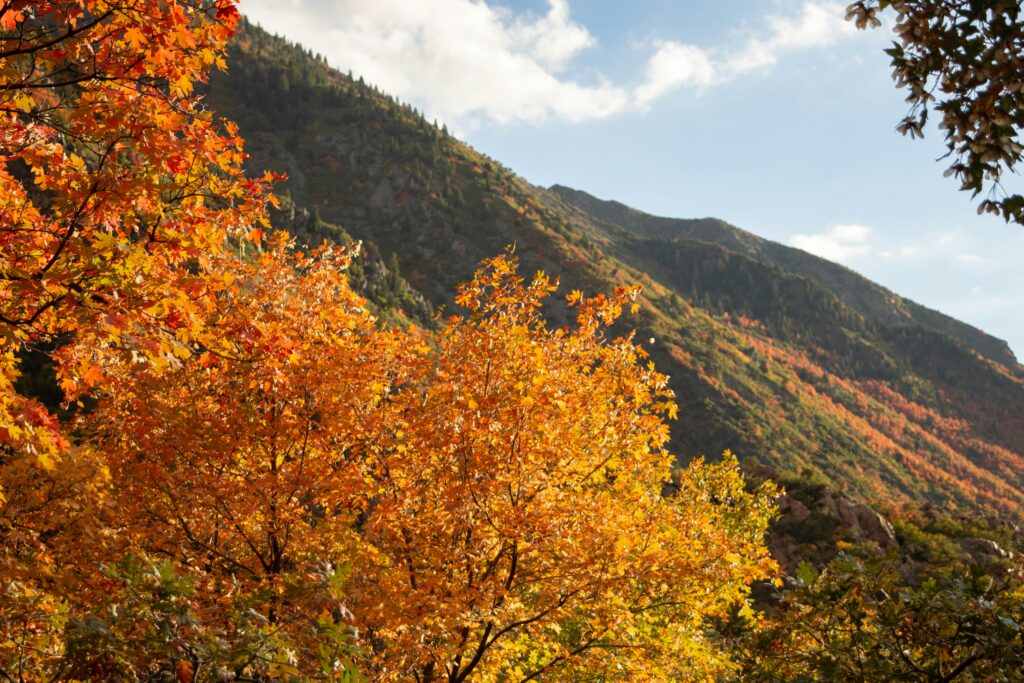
left=0, top=0, right=274, bottom=480
left=84, top=247, right=777, bottom=681
left=847, top=1, right=1024, bottom=224
left=328, top=255, right=777, bottom=681
left=729, top=551, right=1024, bottom=682
left=75, top=237, right=383, bottom=680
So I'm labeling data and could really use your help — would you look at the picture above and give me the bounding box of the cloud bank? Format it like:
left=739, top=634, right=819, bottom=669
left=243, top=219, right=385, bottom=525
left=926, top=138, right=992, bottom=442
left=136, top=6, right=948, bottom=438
left=790, top=224, right=999, bottom=272
left=790, top=224, right=873, bottom=262
left=239, top=0, right=857, bottom=128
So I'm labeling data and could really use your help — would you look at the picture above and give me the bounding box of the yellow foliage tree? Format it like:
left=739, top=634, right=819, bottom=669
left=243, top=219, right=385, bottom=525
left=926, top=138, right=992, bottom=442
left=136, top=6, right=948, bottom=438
left=87, top=246, right=776, bottom=680
left=350, top=255, right=777, bottom=681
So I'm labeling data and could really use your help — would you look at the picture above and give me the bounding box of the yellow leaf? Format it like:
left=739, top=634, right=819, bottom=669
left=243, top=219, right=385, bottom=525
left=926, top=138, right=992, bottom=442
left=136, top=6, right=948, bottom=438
left=13, top=92, right=33, bottom=113
left=36, top=451, right=56, bottom=472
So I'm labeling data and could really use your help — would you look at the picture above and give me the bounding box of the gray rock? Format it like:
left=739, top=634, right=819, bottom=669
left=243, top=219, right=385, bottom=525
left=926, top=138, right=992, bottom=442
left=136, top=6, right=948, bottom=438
left=960, top=537, right=1013, bottom=562
left=838, top=498, right=897, bottom=548
left=810, top=491, right=896, bottom=548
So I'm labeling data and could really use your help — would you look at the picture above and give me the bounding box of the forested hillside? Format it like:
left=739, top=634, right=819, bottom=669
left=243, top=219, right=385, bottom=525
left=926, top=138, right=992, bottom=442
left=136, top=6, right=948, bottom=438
left=207, top=21, right=1024, bottom=520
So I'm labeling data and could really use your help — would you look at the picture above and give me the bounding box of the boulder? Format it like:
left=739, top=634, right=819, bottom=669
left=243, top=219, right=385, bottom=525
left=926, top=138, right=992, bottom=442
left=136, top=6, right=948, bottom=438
left=960, top=537, right=1013, bottom=562
left=777, top=494, right=810, bottom=523
left=813, top=492, right=896, bottom=548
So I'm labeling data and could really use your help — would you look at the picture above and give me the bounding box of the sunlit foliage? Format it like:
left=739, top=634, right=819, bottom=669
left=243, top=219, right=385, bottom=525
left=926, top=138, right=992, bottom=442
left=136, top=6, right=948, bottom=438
left=848, top=1, right=1024, bottom=223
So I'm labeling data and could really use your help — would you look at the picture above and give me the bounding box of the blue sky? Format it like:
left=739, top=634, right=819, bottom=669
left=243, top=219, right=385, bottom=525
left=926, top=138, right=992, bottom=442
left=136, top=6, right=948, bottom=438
left=240, top=0, right=1024, bottom=359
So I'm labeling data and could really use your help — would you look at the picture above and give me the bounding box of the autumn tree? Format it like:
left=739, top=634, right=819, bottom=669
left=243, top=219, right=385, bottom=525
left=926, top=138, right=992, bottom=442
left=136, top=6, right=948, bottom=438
left=83, top=248, right=777, bottom=681
left=73, top=236, right=380, bottom=680
left=343, top=256, right=777, bottom=681
left=0, top=0, right=273, bottom=475
left=847, top=1, right=1024, bottom=224
left=1, top=1, right=277, bottom=679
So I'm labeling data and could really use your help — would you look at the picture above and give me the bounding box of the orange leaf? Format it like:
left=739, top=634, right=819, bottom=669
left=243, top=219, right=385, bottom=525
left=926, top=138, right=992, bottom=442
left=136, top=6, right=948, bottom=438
left=174, top=660, right=194, bottom=683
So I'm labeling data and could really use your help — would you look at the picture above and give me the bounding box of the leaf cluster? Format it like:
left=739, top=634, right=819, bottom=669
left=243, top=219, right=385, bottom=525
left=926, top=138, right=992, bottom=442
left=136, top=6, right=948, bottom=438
left=848, top=1, right=1024, bottom=224
left=729, top=550, right=1024, bottom=682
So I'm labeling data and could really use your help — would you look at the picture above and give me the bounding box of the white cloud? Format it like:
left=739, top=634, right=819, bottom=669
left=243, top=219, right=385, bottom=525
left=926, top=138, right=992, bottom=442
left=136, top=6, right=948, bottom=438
left=635, top=42, right=716, bottom=107
left=636, top=1, right=855, bottom=107
left=724, top=1, right=855, bottom=76
left=790, top=225, right=1000, bottom=272
left=239, top=0, right=860, bottom=128
left=790, top=224, right=873, bottom=262
left=507, top=0, right=593, bottom=72
left=954, top=253, right=986, bottom=266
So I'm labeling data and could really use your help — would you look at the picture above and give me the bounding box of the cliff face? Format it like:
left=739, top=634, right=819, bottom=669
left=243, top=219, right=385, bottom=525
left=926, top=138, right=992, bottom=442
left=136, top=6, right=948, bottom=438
left=203, top=21, right=1024, bottom=521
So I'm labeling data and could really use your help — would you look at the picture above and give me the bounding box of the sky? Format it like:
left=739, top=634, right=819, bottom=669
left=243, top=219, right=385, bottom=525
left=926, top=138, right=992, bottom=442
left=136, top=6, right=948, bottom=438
left=239, top=0, right=1024, bottom=360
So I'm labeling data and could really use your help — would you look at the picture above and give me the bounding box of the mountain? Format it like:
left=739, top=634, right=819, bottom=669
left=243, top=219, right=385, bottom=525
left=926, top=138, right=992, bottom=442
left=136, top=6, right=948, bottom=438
left=204, top=21, right=1024, bottom=520
left=549, top=184, right=1019, bottom=370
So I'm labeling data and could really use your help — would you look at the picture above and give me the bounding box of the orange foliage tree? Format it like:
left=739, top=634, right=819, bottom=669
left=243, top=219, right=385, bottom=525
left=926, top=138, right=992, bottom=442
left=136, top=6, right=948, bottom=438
left=87, top=247, right=776, bottom=680
left=0, top=0, right=275, bottom=678
left=0, top=0, right=271, bottom=474
left=350, top=256, right=778, bottom=681
left=81, top=236, right=398, bottom=678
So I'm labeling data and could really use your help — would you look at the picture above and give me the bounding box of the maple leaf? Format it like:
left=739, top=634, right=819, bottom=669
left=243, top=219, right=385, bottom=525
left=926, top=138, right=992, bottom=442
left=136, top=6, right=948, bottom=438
left=123, top=26, right=146, bottom=49
left=216, top=3, right=241, bottom=22
left=0, top=9, right=24, bottom=31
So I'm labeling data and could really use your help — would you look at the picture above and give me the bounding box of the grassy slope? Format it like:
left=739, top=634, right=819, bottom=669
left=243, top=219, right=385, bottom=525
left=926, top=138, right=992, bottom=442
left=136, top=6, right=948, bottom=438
left=204, top=21, right=1024, bottom=520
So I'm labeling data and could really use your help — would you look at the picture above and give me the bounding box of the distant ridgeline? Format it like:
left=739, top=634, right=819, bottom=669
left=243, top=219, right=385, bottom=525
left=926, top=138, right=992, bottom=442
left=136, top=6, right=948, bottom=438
left=206, top=19, right=1024, bottom=520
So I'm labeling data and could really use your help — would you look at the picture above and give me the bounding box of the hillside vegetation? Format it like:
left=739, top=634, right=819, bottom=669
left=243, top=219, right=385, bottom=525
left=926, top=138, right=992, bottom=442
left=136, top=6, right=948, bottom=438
left=207, top=21, right=1024, bottom=520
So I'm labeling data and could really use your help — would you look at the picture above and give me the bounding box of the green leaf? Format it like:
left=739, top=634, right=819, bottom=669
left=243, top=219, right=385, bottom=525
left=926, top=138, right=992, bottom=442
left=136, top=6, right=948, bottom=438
left=796, top=561, right=818, bottom=587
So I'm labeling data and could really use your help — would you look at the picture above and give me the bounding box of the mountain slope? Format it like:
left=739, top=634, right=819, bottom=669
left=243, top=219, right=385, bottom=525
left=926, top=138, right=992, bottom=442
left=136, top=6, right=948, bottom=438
left=549, top=184, right=1019, bottom=369
left=204, top=21, right=1024, bottom=519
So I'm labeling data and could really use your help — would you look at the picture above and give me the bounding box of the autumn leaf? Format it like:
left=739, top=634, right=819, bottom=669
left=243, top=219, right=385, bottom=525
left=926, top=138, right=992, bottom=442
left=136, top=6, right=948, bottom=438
left=0, top=9, right=24, bottom=30
left=174, top=660, right=194, bottom=683
left=123, top=26, right=146, bottom=49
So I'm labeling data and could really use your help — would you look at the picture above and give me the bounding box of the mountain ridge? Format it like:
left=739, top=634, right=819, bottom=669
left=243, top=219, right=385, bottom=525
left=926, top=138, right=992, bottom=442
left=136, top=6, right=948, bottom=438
left=204, top=20, right=1024, bottom=521
left=549, top=183, right=1020, bottom=370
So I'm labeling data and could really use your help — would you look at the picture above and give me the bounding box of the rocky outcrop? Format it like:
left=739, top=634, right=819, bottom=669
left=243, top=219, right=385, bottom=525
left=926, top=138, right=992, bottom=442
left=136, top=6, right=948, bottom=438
left=960, top=537, right=1013, bottom=562
left=818, top=492, right=897, bottom=548
left=769, top=488, right=897, bottom=574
